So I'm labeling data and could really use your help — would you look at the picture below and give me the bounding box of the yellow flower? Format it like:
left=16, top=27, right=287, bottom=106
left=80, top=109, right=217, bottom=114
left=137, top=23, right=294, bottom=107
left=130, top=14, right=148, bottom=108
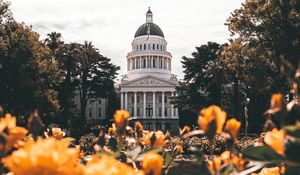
left=179, top=125, right=191, bottom=135
left=2, top=137, right=82, bottom=175
left=135, top=121, right=144, bottom=132
left=174, top=145, right=183, bottom=154
left=84, top=155, right=143, bottom=175
left=108, top=127, right=116, bottom=135
left=0, top=113, right=28, bottom=152
left=142, top=152, right=163, bottom=175
left=231, top=154, right=245, bottom=172
left=143, top=131, right=165, bottom=148
left=264, top=128, right=285, bottom=156
left=271, top=93, right=282, bottom=109
left=198, top=105, right=227, bottom=135
left=225, top=118, right=241, bottom=139
left=251, top=167, right=280, bottom=175
left=52, top=127, right=65, bottom=140
left=114, top=110, right=130, bottom=131
left=208, top=157, right=222, bottom=174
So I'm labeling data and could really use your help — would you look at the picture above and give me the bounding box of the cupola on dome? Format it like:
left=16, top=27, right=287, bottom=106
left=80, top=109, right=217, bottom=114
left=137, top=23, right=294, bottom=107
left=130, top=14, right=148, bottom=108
left=134, top=8, right=165, bottom=38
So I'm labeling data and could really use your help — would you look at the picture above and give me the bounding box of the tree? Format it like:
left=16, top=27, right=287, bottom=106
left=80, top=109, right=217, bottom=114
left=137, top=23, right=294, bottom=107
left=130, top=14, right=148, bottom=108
left=173, top=42, right=225, bottom=126
left=0, top=2, right=62, bottom=116
left=74, top=41, right=119, bottom=127
left=56, top=43, right=81, bottom=127
left=226, top=0, right=300, bottom=73
left=44, top=32, right=63, bottom=56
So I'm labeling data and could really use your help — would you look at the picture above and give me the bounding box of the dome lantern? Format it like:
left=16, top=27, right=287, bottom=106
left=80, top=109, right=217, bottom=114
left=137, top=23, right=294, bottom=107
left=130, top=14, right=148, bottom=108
left=146, top=7, right=153, bottom=23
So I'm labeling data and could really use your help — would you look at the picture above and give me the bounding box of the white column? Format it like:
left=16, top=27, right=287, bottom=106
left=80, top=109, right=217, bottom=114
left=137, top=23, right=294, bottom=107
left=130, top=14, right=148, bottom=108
left=175, top=93, right=178, bottom=117
left=139, top=57, right=142, bottom=69
left=171, top=92, right=174, bottom=118
left=162, top=92, right=165, bottom=118
left=125, top=92, right=128, bottom=110
left=152, top=92, right=156, bottom=118
left=134, top=92, right=137, bottom=117
left=120, top=92, right=124, bottom=110
left=143, top=92, right=146, bottom=118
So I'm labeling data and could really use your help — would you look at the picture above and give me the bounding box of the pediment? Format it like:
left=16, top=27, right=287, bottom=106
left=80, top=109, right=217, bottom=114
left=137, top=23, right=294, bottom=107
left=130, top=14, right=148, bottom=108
left=122, top=76, right=177, bottom=87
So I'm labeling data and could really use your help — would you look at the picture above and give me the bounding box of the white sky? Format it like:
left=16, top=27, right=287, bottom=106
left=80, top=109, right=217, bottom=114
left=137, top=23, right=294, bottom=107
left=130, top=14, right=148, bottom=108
left=9, top=0, right=243, bottom=79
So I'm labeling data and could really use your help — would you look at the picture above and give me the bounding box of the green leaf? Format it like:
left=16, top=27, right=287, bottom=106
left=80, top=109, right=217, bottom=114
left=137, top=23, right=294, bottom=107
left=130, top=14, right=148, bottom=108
left=243, top=145, right=285, bottom=162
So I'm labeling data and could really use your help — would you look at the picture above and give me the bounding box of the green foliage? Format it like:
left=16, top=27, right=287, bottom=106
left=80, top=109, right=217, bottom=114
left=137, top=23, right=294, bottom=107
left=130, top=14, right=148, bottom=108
left=0, top=4, right=62, bottom=116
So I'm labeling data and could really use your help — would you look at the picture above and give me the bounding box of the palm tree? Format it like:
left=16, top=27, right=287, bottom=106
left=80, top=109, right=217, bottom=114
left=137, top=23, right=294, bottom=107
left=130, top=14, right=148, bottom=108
left=45, top=32, right=64, bottom=56
left=78, top=41, right=99, bottom=126
left=56, top=43, right=81, bottom=128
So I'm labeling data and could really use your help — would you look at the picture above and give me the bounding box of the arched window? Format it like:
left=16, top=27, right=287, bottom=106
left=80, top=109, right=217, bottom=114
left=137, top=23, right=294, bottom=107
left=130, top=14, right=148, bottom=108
left=140, top=45, right=142, bottom=50
left=153, top=58, right=156, bottom=68
left=144, top=44, right=146, bottom=50
left=153, top=44, right=155, bottom=50
left=132, top=58, right=135, bottom=69
left=157, top=44, right=159, bottom=50
left=160, top=45, right=163, bottom=51
left=143, top=59, right=146, bottom=68
left=136, top=45, right=138, bottom=51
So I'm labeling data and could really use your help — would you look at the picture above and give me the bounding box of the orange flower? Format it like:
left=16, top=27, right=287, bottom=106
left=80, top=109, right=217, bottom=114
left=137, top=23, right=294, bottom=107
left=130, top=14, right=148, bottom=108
left=271, top=93, right=282, bottom=109
left=198, top=105, right=227, bottom=135
left=231, top=154, right=245, bottom=172
left=264, top=128, right=285, bottom=156
left=225, top=118, right=241, bottom=139
left=114, top=110, right=130, bottom=131
left=52, top=127, right=65, bottom=140
left=179, top=125, right=191, bottom=135
left=135, top=121, right=144, bottom=131
left=2, top=138, right=82, bottom=175
left=208, top=157, right=222, bottom=174
left=142, top=152, right=163, bottom=175
left=0, top=113, right=28, bottom=152
left=143, top=131, right=165, bottom=148
left=84, top=155, right=143, bottom=175
left=174, top=145, right=183, bottom=154
left=108, top=127, right=116, bottom=135
left=251, top=167, right=280, bottom=175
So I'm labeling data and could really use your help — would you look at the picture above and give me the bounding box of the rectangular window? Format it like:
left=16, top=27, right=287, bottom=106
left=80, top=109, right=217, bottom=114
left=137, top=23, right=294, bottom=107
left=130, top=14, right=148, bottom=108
left=159, top=96, right=162, bottom=103
left=137, top=108, right=140, bottom=116
left=98, top=108, right=101, bottom=118
left=153, top=44, right=155, bottom=50
left=159, top=107, right=162, bottom=116
left=89, top=107, right=92, bottom=118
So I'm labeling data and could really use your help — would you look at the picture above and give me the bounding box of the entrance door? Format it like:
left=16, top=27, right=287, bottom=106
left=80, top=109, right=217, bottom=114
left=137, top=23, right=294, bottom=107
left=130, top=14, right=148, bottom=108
left=146, top=108, right=153, bottom=117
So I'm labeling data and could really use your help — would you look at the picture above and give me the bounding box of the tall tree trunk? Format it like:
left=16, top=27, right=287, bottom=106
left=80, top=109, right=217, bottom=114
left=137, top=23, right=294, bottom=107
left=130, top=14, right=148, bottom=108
left=80, top=68, right=88, bottom=128
left=233, top=71, right=239, bottom=118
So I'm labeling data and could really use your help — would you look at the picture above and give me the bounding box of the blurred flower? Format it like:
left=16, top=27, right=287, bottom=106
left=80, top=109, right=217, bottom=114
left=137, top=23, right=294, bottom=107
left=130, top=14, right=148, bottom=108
left=208, top=157, right=221, bottom=174
left=232, top=154, right=245, bottom=172
left=143, top=131, right=165, bottom=148
left=114, top=110, right=130, bottom=132
left=0, top=113, right=28, bottom=152
left=142, top=152, right=163, bottom=175
left=108, top=126, right=116, bottom=135
left=225, top=118, right=241, bottom=139
left=174, top=145, right=183, bottom=154
left=135, top=121, right=144, bottom=131
left=271, top=93, right=282, bottom=109
left=251, top=167, right=280, bottom=175
left=198, top=105, right=227, bottom=135
left=84, top=155, right=142, bottom=175
left=179, top=125, right=191, bottom=136
left=264, top=128, right=285, bottom=156
left=3, top=137, right=82, bottom=175
left=52, top=127, right=65, bottom=140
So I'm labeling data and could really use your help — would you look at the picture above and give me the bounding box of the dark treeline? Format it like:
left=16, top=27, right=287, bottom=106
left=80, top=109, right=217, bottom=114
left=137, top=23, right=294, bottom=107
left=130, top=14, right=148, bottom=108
left=174, top=0, right=300, bottom=133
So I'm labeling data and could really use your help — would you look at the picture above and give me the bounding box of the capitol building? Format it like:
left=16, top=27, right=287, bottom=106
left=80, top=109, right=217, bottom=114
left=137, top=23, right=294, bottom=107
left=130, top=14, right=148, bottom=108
left=120, top=8, right=179, bottom=132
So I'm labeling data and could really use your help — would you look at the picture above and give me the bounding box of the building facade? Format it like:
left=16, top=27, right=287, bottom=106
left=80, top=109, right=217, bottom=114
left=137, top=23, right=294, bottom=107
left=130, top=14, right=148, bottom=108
left=120, top=8, right=179, bottom=132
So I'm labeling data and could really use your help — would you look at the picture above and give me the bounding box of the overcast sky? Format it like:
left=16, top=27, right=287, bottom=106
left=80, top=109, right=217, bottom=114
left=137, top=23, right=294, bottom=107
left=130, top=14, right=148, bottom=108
left=9, top=0, right=243, bottom=79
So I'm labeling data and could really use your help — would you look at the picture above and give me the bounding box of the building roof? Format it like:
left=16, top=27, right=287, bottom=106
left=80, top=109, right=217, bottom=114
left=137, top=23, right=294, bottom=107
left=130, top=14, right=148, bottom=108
left=134, top=22, right=165, bottom=38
